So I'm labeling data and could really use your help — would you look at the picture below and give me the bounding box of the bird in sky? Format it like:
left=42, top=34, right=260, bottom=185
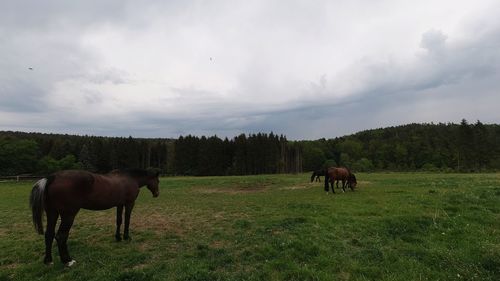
left=28, top=67, right=33, bottom=70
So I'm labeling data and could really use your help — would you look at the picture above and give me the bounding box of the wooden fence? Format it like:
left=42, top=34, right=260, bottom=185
left=0, top=175, right=42, bottom=182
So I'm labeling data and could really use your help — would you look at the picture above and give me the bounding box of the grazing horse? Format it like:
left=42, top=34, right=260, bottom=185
left=310, top=169, right=326, bottom=182
left=30, top=168, right=160, bottom=267
left=324, top=167, right=357, bottom=193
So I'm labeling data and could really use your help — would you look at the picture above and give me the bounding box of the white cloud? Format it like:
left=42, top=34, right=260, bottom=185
left=1, top=0, right=499, bottom=138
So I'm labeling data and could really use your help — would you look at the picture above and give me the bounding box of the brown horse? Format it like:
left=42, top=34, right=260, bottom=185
left=324, top=167, right=357, bottom=193
left=30, top=168, right=160, bottom=267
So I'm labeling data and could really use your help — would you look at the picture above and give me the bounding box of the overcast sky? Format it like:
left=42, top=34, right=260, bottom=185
left=1, top=0, right=499, bottom=140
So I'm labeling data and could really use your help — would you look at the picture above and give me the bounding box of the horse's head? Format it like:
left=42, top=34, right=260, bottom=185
left=146, top=170, right=160, bottom=198
left=349, top=173, right=357, bottom=189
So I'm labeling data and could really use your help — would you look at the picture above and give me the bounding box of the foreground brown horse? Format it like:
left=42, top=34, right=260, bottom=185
left=324, top=167, right=357, bottom=193
left=30, top=168, right=160, bottom=267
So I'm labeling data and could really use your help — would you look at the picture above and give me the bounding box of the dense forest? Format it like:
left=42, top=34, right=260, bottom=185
left=0, top=132, right=302, bottom=176
left=300, top=120, right=500, bottom=172
left=0, top=119, right=499, bottom=176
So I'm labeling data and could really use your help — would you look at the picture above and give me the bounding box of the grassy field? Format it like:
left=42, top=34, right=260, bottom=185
left=0, top=173, right=499, bottom=281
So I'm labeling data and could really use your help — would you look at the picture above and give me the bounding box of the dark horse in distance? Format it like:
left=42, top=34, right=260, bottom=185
left=324, top=167, right=357, bottom=193
left=310, top=169, right=326, bottom=182
left=30, top=168, right=160, bottom=267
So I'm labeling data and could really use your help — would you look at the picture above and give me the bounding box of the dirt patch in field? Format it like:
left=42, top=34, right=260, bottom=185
left=1, top=263, right=20, bottom=270
left=193, top=185, right=269, bottom=194
left=132, top=263, right=148, bottom=270
left=77, top=210, right=188, bottom=238
left=210, top=240, right=229, bottom=249
left=280, top=184, right=314, bottom=190
left=338, top=271, right=351, bottom=281
left=132, top=211, right=187, bottom=237
left=77, top=212, right=114, bottom=226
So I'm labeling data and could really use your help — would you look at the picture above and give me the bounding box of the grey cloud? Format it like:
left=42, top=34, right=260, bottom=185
left=213, top=26, right=500, bottom=139
left=342, top=27, right=499, bottom=98
left=0, top=1, right=129, bottom=31
left=420, top=29, right=448, bottom=53
left=85, top=69, right=129, bottom=85
left=0, top=80, right=45, bottom=112
left=1, top=1, right=500, bottom=139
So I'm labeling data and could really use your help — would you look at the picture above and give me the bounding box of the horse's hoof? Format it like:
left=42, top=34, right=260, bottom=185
left=115, top=236, right=122, bottom=242
left=44, top=257, right=53, bottom=265
left=65, top=260, right=76, bottom=267
left=44, top=261, right=53, bottom=266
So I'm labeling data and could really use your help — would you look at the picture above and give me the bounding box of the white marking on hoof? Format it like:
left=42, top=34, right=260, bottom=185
left=65, top=260, right=76, bottom=267
left=45, top=262, right=54, bottom=266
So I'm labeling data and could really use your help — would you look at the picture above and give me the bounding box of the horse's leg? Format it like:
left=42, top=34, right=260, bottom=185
left=331, top=179, right=335, bottom=194
left=43, top=208, right=59, bottom=265
left=123, top=203, right=135, bottom=241
left=55, top=212, right=77, bottom=267
left=341, top=179, right=346, bottom=192
left=115, top=205, right=123, bottom=241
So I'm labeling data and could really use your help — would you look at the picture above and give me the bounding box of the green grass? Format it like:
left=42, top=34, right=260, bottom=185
left=0, top=173, right=499, bottom=281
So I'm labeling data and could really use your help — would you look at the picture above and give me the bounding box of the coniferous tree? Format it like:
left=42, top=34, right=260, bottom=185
left=79, top=144, right=95, bottom=172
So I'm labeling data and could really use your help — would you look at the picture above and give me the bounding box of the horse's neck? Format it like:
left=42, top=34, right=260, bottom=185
left=129, top=176, right=148, bottom=187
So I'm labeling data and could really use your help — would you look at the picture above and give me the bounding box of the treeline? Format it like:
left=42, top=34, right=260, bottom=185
left=300, top=120, right=500, bottom=172
left=1, top=119, right=499, bottom=176
left=0, top=131, right=302, bottom=176
left=174, top=133, right=302, bottom=176
left=0, top=132, right=170, bottom=176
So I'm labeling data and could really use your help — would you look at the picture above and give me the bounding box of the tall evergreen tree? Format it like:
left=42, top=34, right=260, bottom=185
left=78, top=144, right=95, bottom=172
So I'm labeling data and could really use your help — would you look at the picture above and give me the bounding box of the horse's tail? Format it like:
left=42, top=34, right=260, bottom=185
left=30, top=178, right=48, bottom=235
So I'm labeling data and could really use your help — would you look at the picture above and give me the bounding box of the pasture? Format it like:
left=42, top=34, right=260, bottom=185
left=0, top=173, right=499, bottom=281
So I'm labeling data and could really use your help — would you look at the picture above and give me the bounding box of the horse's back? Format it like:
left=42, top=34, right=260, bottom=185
left=327, top=167, right=350, bottom=179
left=55, top=170, right=94, bottom=184
left=82, top=173, right=138, bottom=210
left=46, top=170, right=139, bottom=211
left=336, top=167, right=350, bottom=177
